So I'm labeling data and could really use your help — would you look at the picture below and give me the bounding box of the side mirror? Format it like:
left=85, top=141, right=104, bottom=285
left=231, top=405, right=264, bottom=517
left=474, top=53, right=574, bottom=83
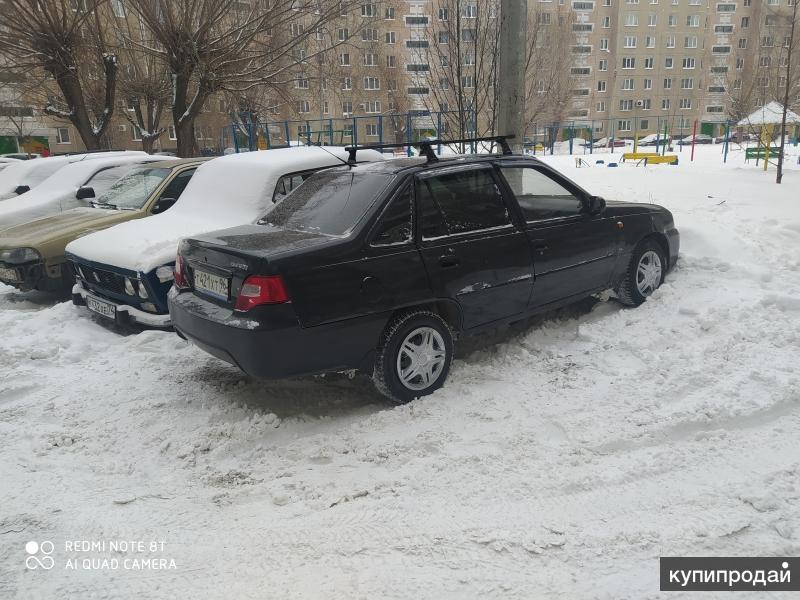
left=13, top=185, right=30, bottom=195
left=151, top=197, right=177, bottom=214
left=587, top=195, right=606, bottom=215
left=76, top=186, right=95, bottom=200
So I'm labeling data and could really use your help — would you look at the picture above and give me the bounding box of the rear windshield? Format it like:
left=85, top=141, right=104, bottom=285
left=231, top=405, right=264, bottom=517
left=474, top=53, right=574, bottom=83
left=95, top=167, right=171, bottom=210
left=263, top=170, right=393, bottom=236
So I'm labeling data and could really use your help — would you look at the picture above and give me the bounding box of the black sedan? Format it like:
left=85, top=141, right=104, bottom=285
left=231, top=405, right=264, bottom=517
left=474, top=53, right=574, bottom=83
left=169, top=141, right=679, bottom=403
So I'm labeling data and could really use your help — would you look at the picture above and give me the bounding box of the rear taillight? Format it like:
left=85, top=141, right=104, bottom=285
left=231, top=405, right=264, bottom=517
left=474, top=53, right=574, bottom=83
left=235, top=275, right=289, bottom=311
left=174, top=254, right=189, bottom=289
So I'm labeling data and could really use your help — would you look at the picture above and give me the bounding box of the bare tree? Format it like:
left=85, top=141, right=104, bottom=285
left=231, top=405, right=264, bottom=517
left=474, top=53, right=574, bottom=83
left=524, top=5, right=574, bottom=130
left=420, top=0, right=501, bottom=152
left=0, top=0, right=118, bottom=151
left=775, top=0, right=799, bottom=184
left=108, top=6, right=172, bottom=154
left=131, top=0, right=370, bottom=156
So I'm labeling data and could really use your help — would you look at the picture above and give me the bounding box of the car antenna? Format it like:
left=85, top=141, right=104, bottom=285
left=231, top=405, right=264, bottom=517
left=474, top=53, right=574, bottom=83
left=311, top=145, right=351, bottom=168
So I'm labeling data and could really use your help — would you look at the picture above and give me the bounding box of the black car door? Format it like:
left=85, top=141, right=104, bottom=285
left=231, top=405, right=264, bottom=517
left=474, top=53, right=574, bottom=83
left=496, top=164, right=619, bottom=308
left=415, top=165, right=535, bottom=330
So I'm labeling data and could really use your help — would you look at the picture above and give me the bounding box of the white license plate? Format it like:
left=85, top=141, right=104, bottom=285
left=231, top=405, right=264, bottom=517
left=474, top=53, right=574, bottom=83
left=86, top=295, right=116, bottom=320
left=0, top=266, right=18, bottom=282
left=194, top=269, right=229, bottom=300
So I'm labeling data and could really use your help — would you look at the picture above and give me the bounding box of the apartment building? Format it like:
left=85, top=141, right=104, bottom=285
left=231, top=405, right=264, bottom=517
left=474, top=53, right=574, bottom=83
left=564, top=0, right=800, bottom=138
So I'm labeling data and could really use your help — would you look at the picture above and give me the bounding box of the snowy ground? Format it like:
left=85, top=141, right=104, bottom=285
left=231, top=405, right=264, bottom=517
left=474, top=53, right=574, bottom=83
left=1, top=146, right=800, bottom=599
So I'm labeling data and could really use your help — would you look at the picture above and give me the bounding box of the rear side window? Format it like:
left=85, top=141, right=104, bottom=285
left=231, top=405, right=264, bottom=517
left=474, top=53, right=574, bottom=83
left=372, top=184, right=413, bottom=246
left=499, top=167, right=583, bottom=221
left=417, top=168, right=510, bottom=237
left=272, top=170, right=317, bottom=203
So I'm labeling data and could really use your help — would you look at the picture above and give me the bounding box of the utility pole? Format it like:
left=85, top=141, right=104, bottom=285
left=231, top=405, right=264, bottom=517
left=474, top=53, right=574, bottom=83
left=776, top=0, right=798, bottom=185
left=496, top=0, right=527, bottom=154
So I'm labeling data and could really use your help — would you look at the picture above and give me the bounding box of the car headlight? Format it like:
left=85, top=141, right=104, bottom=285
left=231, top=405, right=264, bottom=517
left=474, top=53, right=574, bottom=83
left=138, top=282, right=148, bottom=299
left=0, top=247, right=41, bottom=264
left=124, top=277, right=135, bottom=295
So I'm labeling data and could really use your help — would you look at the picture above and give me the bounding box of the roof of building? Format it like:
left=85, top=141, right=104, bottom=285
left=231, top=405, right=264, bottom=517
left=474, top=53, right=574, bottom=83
left=738, top=102, right=800, bottom=126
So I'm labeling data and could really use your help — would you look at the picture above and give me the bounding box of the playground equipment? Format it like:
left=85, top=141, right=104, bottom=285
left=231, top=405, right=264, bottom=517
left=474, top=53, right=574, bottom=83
left=621, top=152, right=679, bottom=165
left=744, top=147, right=782, bottom=162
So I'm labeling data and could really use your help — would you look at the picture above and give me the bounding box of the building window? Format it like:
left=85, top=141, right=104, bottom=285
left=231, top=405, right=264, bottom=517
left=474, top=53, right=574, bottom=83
left=57, top=127, right=71, bottom=144
left=110, top=0, right=125, bottom=17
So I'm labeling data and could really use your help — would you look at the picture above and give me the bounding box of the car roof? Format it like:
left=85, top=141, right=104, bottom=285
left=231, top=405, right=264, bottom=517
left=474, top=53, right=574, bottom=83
left=145, top=157, right=212, bottom=169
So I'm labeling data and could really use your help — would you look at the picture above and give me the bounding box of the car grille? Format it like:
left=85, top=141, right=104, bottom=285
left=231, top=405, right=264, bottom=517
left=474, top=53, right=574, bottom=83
left=73, top=262, right=126, bottom=295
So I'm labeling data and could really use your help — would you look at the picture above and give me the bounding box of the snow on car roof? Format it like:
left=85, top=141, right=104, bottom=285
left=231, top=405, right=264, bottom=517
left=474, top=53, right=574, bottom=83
left=0, top=155, right=171, bottom=228
left=0, top=151, right=145, bottom=198
left=65, top=146, right=385, bottom=273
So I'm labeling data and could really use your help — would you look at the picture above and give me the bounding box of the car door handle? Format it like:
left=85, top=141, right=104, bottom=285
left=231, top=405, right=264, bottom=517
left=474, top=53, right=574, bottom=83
left=438, top=255, right=460, bottom=268
left=532, top=243, right=549, bottom=256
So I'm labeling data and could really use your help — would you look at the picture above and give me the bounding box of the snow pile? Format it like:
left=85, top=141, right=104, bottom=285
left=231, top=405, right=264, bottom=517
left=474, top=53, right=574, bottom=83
left=65, top=146, right=384, bottom=274
left=1, top=145, right=799, bottom=598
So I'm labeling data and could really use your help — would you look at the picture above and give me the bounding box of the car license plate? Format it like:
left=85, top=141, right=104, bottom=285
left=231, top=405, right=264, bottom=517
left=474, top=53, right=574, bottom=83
left=0, top=266, right=18, bottom=282
left=194, top=269, right=229, bottom=300
left=86, top=294, right=116, bottom=320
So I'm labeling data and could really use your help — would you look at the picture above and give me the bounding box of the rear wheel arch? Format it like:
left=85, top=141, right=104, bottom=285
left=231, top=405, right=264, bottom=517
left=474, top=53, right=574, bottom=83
left=392, top=299, right=462, bottom=334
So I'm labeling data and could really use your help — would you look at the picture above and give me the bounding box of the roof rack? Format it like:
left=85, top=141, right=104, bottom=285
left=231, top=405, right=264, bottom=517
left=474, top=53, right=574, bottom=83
left=344, top=135, right=515, bottom=165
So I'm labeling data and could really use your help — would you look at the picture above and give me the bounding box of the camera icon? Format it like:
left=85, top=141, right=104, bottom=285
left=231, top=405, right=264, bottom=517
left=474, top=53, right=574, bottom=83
left=25, top=541, right=55, bottom=570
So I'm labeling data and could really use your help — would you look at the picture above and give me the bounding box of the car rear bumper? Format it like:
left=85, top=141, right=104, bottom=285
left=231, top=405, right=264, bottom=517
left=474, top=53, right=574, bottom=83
left=72, top=281, right=171, bottom=328
left=168, top=288, right=386, bottom=379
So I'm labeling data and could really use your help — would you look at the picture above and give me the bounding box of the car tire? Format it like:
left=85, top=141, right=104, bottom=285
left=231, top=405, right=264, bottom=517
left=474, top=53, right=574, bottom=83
left=616, top=239, right=666, bottom=306
left=372, top=310, right=454, bottom=404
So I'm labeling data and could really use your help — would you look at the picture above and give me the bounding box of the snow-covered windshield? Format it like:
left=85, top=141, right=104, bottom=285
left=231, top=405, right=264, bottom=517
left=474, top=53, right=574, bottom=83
left=263, top=171, right=393, bottom=237
left=94, top=167, right=171, bottom=210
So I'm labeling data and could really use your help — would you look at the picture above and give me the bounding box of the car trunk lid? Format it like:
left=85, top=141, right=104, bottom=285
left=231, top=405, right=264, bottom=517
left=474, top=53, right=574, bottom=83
left=181, top=224, right=338, bottom=308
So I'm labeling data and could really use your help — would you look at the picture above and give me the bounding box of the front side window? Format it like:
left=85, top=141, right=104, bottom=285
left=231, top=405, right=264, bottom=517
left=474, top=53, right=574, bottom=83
left=499, top=167, right=583, bottom=221
left=372, top=184, right=412, bottom=246
left=417, top=168, right=510, bottom=237
left=158, top=168, right=196, bottom=202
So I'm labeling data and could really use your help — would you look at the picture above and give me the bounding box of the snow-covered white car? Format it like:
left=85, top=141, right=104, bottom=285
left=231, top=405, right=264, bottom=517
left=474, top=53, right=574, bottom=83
left=66, top=146, right=385, bottom=327
left=0, top=151, right=145, bottom=201
left=0, top=157, right=23, bottom=173
left=0, top=153, right=171, bottom=230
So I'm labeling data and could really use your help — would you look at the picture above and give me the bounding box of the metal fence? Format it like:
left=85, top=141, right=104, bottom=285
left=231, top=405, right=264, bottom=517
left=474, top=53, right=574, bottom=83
left=225, top=110, right=478, bottom=155
left=224, top=111, right=800, bottom=163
